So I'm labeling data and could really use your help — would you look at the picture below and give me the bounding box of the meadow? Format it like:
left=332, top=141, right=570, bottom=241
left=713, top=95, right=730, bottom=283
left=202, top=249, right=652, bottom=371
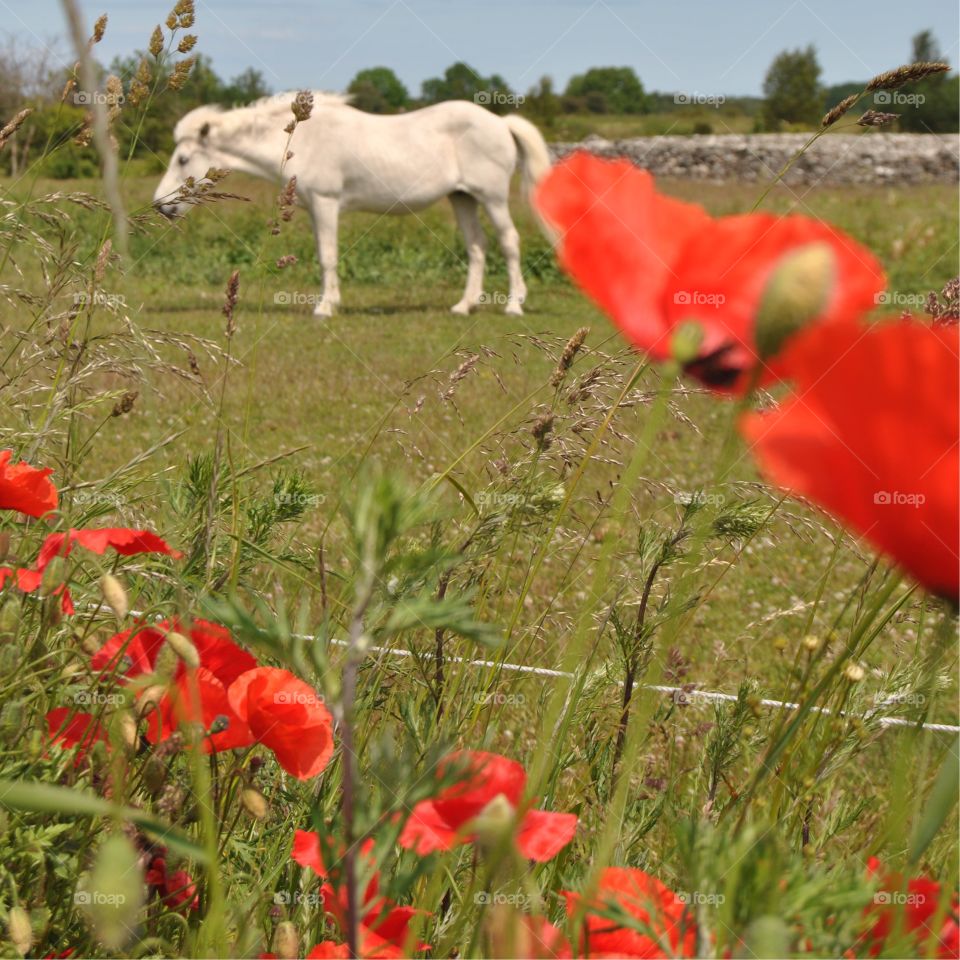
left=0, top=99, right=958, bottom=960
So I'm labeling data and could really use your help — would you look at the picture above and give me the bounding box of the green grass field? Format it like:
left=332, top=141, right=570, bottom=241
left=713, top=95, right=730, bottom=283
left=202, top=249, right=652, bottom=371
left=0, top=153, right=957, bottom=957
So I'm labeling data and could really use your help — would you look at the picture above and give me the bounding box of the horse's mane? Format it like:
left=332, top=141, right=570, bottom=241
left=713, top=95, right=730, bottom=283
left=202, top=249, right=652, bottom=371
left=174, top=91, right=351, bottom=142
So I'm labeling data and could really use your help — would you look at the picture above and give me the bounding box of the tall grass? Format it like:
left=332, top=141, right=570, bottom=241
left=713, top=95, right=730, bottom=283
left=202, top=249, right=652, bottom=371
left=0, top=6, right=956, bottom=959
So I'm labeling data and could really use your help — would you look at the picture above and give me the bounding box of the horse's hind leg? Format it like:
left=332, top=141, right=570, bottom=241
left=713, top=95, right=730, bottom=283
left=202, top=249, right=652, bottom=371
left=449, top=191, right=487, bottom=315
left=481, top=196, right=526, bottom=316
left=308, top=196, right=340, bottom=317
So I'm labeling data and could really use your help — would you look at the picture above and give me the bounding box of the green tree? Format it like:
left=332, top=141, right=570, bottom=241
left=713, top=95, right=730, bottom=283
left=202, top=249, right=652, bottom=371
left=895, top=32, right=958, bottom=133
left=222, top=68, right=270, bottom=106
left=347, top=67, right=408, bottom=113
left=420, top=62, right=514, bottom=112
left=525, top=75, right=559, bottom=127
left=761, top=45, right=822, bottom=130
left=564, top=66, right=647, bottom=114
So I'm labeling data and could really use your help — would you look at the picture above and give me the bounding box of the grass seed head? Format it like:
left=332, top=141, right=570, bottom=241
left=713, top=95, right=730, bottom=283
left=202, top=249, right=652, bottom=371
left=821, top=93, right=859, bottom=127
left=7, top=905, right=32, bottom=956
left=0, top=109, right=32, bottom=151
left=857, top=110, right=900, bottom=127
left=91, top=13, right=108, bottom=44
left=149, top=25, right=164, bottom=57
left=551, top=326, right=590, bottom=386
left=865, top=61, right=950, bottom=92
left=272, top=921, right=300, bottom=960
left=99, top=573, right=129, bottom=619
left=222, top=269, right=240, bottom=337
left=241, top=787, right=269, bottom=820
left=164, top=630, right=200, bottom=668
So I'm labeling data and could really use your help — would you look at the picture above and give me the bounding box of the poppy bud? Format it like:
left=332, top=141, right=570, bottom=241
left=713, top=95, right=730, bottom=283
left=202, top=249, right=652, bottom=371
left=7, top=905, right=32, bottom=956
left=99, top=574, right=128, bottom=620
left=843, top=662, right=866, bottom=683
left=271, top=921, right=299, bottom=960
left=143, top=755, right=167, bottom=795
left=670, top=321, right=704, bottom=366
left=472, top=793, right=516, bottom=850
left=40, top=556, right=66, bottom=597
left=0, top=602, right=19, bottom=639
left=241, top=787, right=269, bottom=820
left=117, top=711, right=139, bottom=751
left=164, top=631, right=200, bottom=669
left=754, top=242, right=835, bottom=359
left=137, top=684, right=167, bottom=719
left=81, top=834, right=145, bottom=950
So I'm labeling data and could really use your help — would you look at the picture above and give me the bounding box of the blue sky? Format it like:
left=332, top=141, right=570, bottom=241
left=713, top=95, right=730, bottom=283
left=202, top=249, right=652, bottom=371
left=5, top=0, right=958, bottom=97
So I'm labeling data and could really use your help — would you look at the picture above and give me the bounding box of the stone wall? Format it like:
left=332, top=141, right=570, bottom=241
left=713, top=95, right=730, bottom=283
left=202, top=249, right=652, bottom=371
left=549, top=133, right=959, bottom=185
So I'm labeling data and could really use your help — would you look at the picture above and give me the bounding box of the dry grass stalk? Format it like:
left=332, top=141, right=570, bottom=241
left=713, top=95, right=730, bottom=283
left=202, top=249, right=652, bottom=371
left=441, top=353, right=479, bottom=401
left=857, top=110, right=899, bottom=127
left=820, top=94, right=858, bottom=128
left=223, top=270, right=240, bottom=337
left=550, top=326, right=589, bottom=386
left=0, top=109, right=32, bottom=150
left=865, top=61, right=949, bottom=92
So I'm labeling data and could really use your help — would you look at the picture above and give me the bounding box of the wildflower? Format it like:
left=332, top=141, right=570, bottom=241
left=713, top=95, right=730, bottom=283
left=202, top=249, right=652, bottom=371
left=861, top=857, right=958, bottom=958
left=398, top=750, right=577, bottom=862
left=0, top=449, right=58, bottom=518
left=145, top=852, right=199, bottom=912
left=563, top=867, right=696, bottom=958
left=534, top=152, right=884, bottom=391
left=228, top=668, right=334, bottom=780
left=92, top=619, right=257, bottom=753
left=291, top=832, right=425, bottom=958
left=46, top=708, right=107, bottom=763
left=741, top=319, right=959, bottom=600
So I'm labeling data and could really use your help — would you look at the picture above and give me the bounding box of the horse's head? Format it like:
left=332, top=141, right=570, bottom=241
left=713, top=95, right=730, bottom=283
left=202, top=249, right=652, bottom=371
left=153, top=107, right=223, bottom=218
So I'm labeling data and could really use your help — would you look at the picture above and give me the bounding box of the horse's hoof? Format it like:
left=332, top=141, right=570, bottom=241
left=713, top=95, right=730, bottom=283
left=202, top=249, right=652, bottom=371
left=313, top=302, right=335, bottom=318
left=504, top=302, right=524, bottom=316
left=450, top=301, right=473, bottom=316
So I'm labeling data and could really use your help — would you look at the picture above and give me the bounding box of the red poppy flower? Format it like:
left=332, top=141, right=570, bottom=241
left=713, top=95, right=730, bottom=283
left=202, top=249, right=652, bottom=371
left=292, top=830, right=425, bottom=957
left=92, top=618, right=256, bottom=686
left=228, top=668, right=334, bottom=780
left=46, top=708, right=107, bottom=763
left=564, top=867, right=696, bottom=959
left=0, top=449, right=58, bottom=518
left=92, top=619, right=257, bottom=753
left=6, top=527, right=182, bottom=616
left=35, top=527, right=183, bottom=569
left=398, top=750, right=577, bottom=862
left=861, top=857, right=959, bottom=958
left=145, top=666, right=253, bottom=752
left=741, top=319, right=960, bottom=599
left=534, top=152, right=885, bottom=390
left=145, top=853, right=199, bottom=912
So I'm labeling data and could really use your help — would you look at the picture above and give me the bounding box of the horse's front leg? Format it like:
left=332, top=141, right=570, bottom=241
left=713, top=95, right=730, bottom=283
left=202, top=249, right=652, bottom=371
left=309, top=196, right=340, bottom=317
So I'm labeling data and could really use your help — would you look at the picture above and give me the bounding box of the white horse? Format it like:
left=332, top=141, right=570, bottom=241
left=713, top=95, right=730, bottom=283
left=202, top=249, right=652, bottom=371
left=154, top=93, right=552, bottom=317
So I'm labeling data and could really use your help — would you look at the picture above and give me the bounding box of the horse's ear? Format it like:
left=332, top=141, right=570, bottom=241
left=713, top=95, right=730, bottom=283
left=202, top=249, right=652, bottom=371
left=199, top=121, right=211, bottom=140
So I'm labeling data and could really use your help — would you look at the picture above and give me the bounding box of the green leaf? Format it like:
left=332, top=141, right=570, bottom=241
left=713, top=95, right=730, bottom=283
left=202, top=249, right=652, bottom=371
left=0, top=779, right=208, bottom=864
left=908, top=735, right=959, bottom=864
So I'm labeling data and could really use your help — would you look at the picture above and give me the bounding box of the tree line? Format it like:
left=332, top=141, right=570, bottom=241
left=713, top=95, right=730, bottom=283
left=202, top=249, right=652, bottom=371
left=0, top=29, right=955, bottom=179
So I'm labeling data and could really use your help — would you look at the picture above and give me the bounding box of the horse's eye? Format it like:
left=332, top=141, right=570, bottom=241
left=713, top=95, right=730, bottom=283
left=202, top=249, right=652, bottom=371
left=178, top=155, right=189, bottom=166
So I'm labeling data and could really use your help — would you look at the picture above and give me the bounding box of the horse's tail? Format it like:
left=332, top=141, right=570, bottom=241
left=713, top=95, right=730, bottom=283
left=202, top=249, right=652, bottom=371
left=504, top=115, right=552, bottom=199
